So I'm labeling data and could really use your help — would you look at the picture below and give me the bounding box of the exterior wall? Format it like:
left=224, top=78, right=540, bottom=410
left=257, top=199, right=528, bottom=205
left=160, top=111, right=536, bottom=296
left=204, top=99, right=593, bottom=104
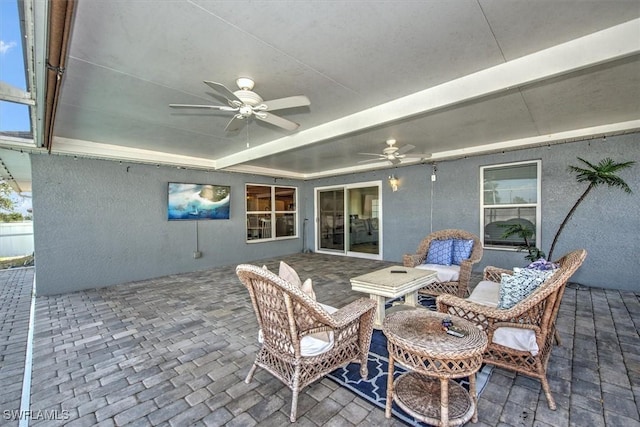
left=31, top=133, right=639, bottom=295
left=305, top=134, right=639, bottom=291
left=31, top=155, right=307, bottom=295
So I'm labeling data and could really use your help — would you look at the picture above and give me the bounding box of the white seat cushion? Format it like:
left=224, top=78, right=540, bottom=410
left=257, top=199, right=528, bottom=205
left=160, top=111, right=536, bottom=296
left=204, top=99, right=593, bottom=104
left=415, top=263, right=460, bottom=283
left=467, top=281, right=539, bottom=355
left=493, top=327, right=539, bottom=356
left=258, top=303, right=337, bottom=357
left=467, top=280, right=500, bottom=308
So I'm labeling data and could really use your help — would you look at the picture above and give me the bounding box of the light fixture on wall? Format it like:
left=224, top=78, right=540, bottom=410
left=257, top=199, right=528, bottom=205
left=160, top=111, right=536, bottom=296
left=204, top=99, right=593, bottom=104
left=388, top=174, right=399, bottom=192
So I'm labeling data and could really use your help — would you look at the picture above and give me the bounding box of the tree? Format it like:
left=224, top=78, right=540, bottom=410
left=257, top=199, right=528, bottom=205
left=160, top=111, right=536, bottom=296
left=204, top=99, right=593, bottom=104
left=547, top=157, right=635, bottom=260
left=0, top=181, right=15, bottom=212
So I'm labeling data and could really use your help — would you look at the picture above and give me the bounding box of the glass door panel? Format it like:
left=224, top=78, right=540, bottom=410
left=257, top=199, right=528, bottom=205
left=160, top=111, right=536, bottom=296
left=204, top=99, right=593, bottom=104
left=318, top=189, right=344, bottom=251
left=347, top=186, right=379, bottom=256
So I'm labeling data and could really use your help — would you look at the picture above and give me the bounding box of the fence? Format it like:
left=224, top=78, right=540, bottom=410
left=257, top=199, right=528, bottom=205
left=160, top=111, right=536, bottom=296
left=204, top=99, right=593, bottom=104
left=0, top=222, right=34, bottom=257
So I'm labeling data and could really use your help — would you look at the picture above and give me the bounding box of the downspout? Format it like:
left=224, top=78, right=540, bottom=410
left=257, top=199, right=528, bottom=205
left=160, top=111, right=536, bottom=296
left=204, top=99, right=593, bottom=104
left=44, top=0, right=76, bottom=153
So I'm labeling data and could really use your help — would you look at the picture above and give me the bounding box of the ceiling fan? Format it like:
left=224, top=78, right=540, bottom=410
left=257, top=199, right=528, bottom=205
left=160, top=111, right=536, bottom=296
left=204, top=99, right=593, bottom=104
left=358, top=139, right=428, bottom=165
left=170, top=77, right=310, bottom=132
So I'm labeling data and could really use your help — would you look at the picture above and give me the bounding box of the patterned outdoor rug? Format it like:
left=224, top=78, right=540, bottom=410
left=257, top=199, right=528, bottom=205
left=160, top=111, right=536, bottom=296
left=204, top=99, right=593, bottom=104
left=327, top=295, right=493, bottom=426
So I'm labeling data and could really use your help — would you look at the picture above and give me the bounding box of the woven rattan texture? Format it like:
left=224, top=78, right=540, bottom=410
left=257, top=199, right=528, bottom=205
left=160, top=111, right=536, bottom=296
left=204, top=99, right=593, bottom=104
left=394, top=373, right=474, bottom=425
left=403, top=229, right=483, bottom=298
left=383, top=310, right=487, bottom=378
left=236, top=264, right=377, bottom=422
left=436, top=249, right=587, bottom=410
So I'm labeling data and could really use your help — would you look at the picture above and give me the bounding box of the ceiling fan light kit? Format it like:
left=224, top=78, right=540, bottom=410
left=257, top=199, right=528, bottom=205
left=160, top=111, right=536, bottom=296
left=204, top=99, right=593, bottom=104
left=169, top=77, right=310, bottom=132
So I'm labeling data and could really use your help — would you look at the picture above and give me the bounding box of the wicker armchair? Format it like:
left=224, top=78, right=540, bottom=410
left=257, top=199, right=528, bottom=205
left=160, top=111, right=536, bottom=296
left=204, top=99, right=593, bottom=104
left=436, top=249, right=587, bottom=410
left=403, top=229, right=483, bottom=297
left=236, top=264, right=377, bottom=422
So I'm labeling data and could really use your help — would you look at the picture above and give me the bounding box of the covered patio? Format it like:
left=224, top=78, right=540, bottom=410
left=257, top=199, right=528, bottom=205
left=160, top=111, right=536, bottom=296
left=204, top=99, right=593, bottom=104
left=1, top=253, right=638, bottom=426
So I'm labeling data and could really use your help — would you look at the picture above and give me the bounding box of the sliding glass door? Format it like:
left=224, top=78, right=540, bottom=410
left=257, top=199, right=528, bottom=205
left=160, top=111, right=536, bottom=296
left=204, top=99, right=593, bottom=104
left=315, top=182, right=381, bottom=259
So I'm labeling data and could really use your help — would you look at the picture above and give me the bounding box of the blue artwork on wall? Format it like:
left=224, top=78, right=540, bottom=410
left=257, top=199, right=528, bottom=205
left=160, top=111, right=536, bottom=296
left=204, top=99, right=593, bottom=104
left=168, top=183, right=230, bottom=220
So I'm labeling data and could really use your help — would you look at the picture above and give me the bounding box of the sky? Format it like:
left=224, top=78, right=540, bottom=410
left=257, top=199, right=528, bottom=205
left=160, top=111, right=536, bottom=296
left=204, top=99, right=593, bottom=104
left=0, top=0, right=31, bottom=132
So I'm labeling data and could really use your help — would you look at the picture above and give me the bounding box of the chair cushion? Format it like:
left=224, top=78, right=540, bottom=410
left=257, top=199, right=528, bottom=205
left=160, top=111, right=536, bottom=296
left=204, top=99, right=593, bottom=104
left=257, top=303, right=337, bottom=356
left=497, top=268, right=555, bottom=309
left=279, top=261, right=316, bottom=300
left=466, top=282, right=539, bottom=355
left=451, top=239, right=474, bottom=265
left=492, top=327, right=539, bottom=356
left=415, top=263, right=460, bottom=283
left=467, top=280, right=500, bottom=307
left=425, top=239, right=454, bottom=265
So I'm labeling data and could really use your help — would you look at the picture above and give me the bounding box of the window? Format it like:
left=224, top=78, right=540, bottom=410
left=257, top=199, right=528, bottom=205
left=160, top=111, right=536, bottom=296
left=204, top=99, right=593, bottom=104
left=246, top=184, right=297, bottom=241
left=480, top=160, right=541, bottom=249
left=0, top=0, right=33, bottom=137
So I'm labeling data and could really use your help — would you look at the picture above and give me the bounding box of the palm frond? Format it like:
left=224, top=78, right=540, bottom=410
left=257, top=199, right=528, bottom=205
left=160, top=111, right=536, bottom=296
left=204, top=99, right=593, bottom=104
left=568, top=158, right=635, bottom=192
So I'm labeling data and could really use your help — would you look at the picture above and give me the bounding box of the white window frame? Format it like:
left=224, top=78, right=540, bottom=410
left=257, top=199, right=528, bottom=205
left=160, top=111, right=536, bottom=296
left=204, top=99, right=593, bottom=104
left=246, top=184, right=298, bottom=243
left=480, top=160, right=541, bottom=251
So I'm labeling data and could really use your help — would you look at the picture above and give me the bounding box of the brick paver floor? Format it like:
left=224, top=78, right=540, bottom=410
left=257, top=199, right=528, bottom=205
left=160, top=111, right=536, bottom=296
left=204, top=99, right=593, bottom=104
left=1, top=253, right=638, bottom=426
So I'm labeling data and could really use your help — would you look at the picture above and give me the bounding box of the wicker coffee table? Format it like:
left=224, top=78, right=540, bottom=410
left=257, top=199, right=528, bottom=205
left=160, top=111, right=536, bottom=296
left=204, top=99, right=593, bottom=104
left=350, top=266, right=437, bottom=328
left=383, top=310, right=488, bottom=426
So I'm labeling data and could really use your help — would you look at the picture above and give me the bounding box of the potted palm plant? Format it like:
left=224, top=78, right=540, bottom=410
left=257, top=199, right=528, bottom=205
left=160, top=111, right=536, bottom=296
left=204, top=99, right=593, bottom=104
left=499, top=223, right=545, bottom=262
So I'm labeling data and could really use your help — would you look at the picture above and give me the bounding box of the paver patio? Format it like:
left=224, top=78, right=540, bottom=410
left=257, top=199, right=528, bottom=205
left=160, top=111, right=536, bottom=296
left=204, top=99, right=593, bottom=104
left=0, top=253, right=638, bottom=426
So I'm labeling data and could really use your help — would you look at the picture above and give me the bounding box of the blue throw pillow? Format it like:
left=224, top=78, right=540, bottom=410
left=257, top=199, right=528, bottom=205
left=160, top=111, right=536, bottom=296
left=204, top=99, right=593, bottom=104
left=425, top=239, right=453, bottom=266
left=452, top=239, right=474, bottom=265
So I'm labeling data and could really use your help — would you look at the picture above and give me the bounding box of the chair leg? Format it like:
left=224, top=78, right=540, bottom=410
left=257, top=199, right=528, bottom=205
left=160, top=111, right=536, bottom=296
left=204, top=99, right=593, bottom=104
left=540, top=376, right=557, bottom=410
left=359, top=361, right=368, bottom=379
left=245, top=362, right=258, bottom=384
left=289, top=389, right=299, bottom=422
left=554, top=330, right=562, bottom=345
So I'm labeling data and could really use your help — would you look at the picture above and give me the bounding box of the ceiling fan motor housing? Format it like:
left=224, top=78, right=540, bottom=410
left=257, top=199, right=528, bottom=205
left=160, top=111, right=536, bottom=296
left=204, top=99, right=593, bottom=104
left=234, top=89, right=263, bottom=106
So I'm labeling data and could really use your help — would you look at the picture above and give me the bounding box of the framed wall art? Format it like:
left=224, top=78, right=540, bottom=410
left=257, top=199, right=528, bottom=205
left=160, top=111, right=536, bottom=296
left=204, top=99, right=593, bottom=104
left=167, top=182, right=230, bottom=220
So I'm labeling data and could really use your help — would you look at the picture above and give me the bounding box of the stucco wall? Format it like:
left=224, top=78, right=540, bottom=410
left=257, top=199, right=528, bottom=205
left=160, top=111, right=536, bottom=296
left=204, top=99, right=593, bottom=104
left=306, top=134, right=639, bottom=290
left=31, top=156, right=306, bottom=295
left=31, top=134, right=639, bottom=295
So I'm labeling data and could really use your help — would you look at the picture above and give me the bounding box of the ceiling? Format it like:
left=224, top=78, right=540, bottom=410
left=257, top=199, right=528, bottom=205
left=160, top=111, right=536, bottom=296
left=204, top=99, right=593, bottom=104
left=2, top=1, right=640, bottom=191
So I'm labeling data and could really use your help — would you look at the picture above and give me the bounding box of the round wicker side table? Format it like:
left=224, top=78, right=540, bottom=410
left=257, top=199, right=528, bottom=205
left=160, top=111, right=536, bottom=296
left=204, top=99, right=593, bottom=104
left=382, top=310, right=488, bottom=426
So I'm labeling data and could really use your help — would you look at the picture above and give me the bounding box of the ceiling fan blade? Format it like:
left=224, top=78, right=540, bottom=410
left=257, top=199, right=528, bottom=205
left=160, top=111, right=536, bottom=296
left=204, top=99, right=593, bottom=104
left=255, top=112, right=299, bottom=131
left=225, top=115, right=246, bottom=132
left=169, top=104, right=237, bottom=111
left=395, top=144, right=416, bottom=155
left=358, top=152, right=385, bottom=157
left=263, top=95, right=310, bottom=111
left=357, top=158, right=384, bottom=164
left=203, top=81, right=243, bottom=105
left=390, top=157, right=402, bottom=165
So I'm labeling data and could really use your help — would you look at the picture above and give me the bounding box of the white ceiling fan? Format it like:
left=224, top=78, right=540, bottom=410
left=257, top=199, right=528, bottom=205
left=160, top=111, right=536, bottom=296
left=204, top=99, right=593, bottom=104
left=170, top=77, right=310, bottom=132
left=358, top=139, right=429, bottom=165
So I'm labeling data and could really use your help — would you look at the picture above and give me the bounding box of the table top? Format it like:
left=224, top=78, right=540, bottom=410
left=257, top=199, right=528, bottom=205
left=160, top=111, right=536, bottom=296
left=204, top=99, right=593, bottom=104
left=383, top=310, right=487, bottom=360
left=350, top=266, right=437, bottom=297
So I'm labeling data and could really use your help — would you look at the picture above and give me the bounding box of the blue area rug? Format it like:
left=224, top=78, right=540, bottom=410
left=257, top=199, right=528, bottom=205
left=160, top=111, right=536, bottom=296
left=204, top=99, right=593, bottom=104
left=327, top=295, right=493, bottom=426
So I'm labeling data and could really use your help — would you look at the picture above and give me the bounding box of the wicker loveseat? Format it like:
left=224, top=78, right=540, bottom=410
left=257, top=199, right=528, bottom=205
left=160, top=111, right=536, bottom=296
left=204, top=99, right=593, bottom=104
left=436, top=249, right=587, bottom=410
left=403, top=229, right=483, bottom=298
left=236, top=263, right=377, bottom=422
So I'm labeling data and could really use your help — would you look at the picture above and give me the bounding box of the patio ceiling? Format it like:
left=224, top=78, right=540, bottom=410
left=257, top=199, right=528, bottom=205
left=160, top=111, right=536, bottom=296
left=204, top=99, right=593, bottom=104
left=1, top=1, right=639, bottom=191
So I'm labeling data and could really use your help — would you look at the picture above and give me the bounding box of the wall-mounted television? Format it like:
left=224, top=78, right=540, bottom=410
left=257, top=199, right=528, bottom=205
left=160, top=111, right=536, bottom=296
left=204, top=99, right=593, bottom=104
left=167, top=183, right=230, bottom=220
